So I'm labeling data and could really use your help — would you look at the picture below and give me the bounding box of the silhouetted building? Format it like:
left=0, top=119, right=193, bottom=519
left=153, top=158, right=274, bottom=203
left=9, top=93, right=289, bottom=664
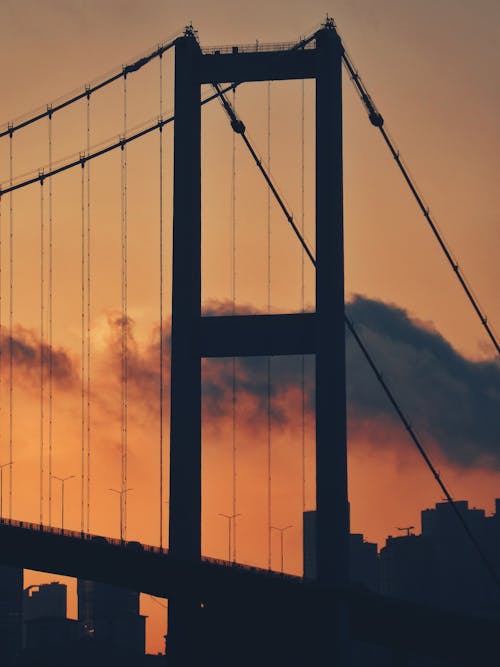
left=23, top=616, right=80, bottom=652
left=0, top=565, right=23, bottom=666
left=23, top=581, right=79, bottom=652
left=78, top=579, right=146, bottom=656
left=303, top=510, right=379, bottom=591
left=380, top=534, right=437, bottom=605
left=422, top=499, right=499, bottom=613
left=349, top=533, right=379, bottom=591
left=17, top=636, right=164, bottom=667
left=381, top=499, right=500, bottom=616
left=24, top=582, right=66, bottom=620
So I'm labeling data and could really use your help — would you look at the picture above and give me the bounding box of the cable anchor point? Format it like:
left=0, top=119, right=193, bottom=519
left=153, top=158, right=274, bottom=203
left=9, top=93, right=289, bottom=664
left=231, top=118, right=246, bottom=135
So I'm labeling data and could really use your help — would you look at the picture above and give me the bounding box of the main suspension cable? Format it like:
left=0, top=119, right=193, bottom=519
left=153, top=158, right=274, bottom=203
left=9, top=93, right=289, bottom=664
left=0, top=24, right=321, bottom=199
left=0, top=36, right=179, bottom=140
left=340, top=40, right=500, bottom=356
left=0, top=81, right=268, bottom=201
left=213, top=85, right=500, bottom=589
left=0, top=89, right=228, bottom=198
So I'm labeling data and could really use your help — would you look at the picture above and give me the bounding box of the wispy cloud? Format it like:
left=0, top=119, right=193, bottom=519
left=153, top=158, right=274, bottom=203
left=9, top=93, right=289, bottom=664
left=0, top=325, right=76, bottom=389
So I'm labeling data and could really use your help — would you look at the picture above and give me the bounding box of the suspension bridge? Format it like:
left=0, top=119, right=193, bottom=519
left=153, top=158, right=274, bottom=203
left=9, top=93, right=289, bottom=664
left=0, top=18, right=498, bottom=666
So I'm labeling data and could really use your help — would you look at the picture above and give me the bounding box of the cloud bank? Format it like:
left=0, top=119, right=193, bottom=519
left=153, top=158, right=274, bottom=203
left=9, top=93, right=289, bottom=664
left=345, top=296, right=500, bottom=468
left=4, top=296, right=499, bottom=470
left=197, top=296, right=500, bottom=469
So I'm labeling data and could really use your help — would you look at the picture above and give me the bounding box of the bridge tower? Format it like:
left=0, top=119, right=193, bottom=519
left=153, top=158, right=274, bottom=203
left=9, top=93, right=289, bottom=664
left=168, top=21, right=349, bottom=663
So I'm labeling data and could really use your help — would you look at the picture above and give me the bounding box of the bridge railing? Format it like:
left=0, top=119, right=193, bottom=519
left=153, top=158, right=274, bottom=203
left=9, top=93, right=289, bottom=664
left=0, top=516, right=300, bottom=580
left=0, top=517, right=168, bottom=554
left=202, top=40, right=315, bottom=55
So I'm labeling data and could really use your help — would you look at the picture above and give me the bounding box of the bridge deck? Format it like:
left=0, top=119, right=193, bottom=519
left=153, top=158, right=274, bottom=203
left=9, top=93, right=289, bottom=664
left=0, top=519, right=498, bottom=664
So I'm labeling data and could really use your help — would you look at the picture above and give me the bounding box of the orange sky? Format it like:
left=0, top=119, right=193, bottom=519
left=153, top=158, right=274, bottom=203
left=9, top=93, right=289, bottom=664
left=1, top=0, right=499, bottom=655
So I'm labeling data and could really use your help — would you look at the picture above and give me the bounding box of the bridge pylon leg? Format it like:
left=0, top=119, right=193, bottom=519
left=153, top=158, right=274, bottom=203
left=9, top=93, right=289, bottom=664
left=315, top=24, right=351, bottom=667
left=167, top=30, right=203, bottom=665
left=168, top=22, right=350, bottom=666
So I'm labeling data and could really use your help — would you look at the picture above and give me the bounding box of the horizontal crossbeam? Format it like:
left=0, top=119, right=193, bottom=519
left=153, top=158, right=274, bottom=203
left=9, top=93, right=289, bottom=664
left=200, top=49, right=317, bottom=83
left=200, top=313, right=316, bottom=357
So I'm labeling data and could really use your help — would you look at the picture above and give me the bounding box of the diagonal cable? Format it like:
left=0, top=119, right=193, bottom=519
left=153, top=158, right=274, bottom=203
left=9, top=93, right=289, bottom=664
left=212, top=82, right=500, bottom=591
left=339, top=34, right=499, bottom=356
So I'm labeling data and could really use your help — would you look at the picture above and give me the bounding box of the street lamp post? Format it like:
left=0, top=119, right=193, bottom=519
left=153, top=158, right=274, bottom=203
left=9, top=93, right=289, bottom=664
left=109, top=488, right=133, bottom=542
left=51, top=475, right=75, bottom=531
left=271, top=524, right=293, bottom=574
left=218, top=512, right=241, bottom=562
left=0, top=462, right=13, bottom=518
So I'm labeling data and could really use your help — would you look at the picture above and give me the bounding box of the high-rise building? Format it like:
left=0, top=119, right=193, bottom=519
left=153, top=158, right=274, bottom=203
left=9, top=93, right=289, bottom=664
left=23, top=581, right=79, bottom=651
left=380, top=499, right=500, bottom=615
left=24, top=582, right=66, bottom=620
left=421, top=499, right=499, bottom=613
left=78, top=580, right=146, bottom=656
left=379, top=534, right=437, bottom=605
left=0, top=565, right=23, bottom=666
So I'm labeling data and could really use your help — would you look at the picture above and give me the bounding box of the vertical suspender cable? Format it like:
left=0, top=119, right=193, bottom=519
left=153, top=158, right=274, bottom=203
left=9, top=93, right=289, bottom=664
left=121, top=74, right=128, bottom=541
left=48, top=111, right=54, bottom=527
left=266, top=82, right=272, bottom=570
left=159, top=55, right=164, bottom=549
left=231, top=89, right=237, bottom=563
left=0, top=193, right=2, bottom=485
left=8, top=127, right=14, bottom=519
left=0, top=192, right=2, bottom=484
left=80, top=156, right=85, bottom=533
left=86, top=91, right=92, bottom=533
left=300, top=80, right=306, bottom=517
left=39, top=176, right=45, bottom=525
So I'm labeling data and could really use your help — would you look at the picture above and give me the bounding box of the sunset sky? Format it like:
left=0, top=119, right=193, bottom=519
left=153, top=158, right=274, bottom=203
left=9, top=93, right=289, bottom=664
left=0, top=0, right=499, bottom=655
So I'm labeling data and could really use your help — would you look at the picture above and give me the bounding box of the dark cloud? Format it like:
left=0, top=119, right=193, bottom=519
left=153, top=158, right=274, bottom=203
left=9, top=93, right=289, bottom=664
left=199, top=296, right=500, bottom=469
left=345, top=295, right=500, bottom=469
left=202, top=355, right=313, bottom=426
left=99, top=313, right=170, bottom=413
left=202, top=299, right=256, bottom=317
left=103, top=297, right=500, bottom=470
left=0, top=326, right=75, bottom=388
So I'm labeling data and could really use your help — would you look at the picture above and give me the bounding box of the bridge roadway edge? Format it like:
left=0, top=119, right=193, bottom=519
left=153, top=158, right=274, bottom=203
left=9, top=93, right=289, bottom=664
left=0, top=521, right=497, bottom=664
